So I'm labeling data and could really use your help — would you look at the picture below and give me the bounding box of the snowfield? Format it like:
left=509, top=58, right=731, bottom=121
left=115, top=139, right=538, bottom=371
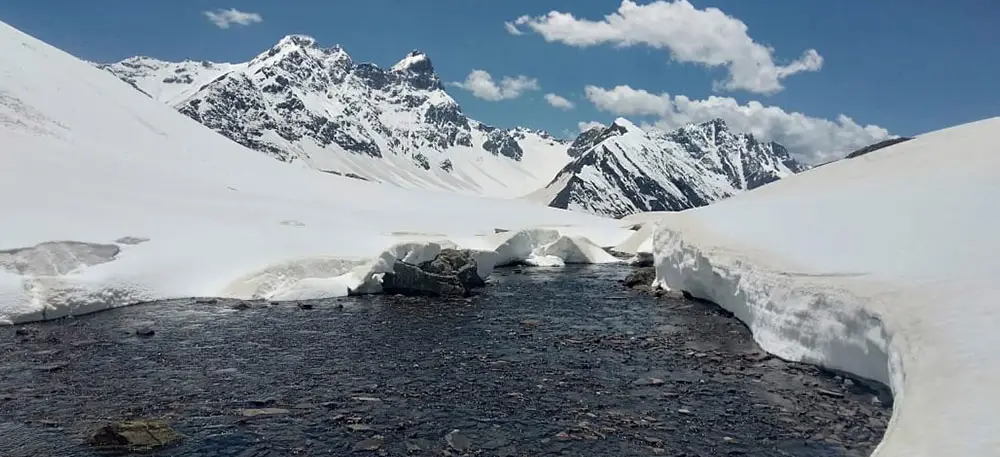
left=650, top=117, right=1000, bottom=456
left=0, top=22, right=631, bottom=324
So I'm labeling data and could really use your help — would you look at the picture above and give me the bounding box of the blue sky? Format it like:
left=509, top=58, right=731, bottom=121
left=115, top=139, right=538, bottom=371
left=1, top=0, right=997, bottom=160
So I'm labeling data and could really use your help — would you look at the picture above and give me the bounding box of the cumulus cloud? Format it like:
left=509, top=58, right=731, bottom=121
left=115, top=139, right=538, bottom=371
left=203, top=8, right=263, bottom=29
left=452, top=70, right=540, bottom=101
left=577, top=121, right=607, bottom=132
left=510, top=0, right=822, bottom=94
left=585, top=84, right=891, bottom=164
left=544, top=93, right=575, bottom=110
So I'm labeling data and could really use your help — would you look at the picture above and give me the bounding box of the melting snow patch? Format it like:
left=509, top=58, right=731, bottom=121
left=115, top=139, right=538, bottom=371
left=0, top=241, right=120, bottom=276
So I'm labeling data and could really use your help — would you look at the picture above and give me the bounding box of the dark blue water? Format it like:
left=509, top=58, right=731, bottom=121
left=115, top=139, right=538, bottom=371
left=0, top=265, right=888, bottom=456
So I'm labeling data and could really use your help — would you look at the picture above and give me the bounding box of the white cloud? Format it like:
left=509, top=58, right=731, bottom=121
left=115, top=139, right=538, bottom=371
left=512, top=0, right=823, bottom=94
left=203, top=8, right=263, bottom=29
left=452, top=70, right=539, bottom=101
left=544, top=93, right=575, bottom=110
left=577, top=121, right=607, bottom=132
left=504, top=21, right=524, bottom=35
left=584, top=84, right=891, bottom=164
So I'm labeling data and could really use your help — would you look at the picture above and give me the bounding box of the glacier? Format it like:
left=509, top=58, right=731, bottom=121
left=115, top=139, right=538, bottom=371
left=650, top=117, right=1000, bottom=456
left=0, top=21, right=631, bottom=324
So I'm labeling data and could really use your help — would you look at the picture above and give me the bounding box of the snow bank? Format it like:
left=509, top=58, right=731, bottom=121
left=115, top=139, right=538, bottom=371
left=0, top=22, right=631, bottom=324
left=651, top=118, right=1000, bottom=456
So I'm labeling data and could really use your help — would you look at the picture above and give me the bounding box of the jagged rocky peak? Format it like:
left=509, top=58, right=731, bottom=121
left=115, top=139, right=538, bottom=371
left=250, top=34, right=351, bottom=70
left=610, top=117, right=643, bottom=133
left=533, top=115, right=808, bottom=218
left=99, top=37, right=573, bottom=197
left=276, top=34, right=318, bottom=48
left=392, top=50, right=434, bottom=74
left=390, top=50, right=441, bottom=91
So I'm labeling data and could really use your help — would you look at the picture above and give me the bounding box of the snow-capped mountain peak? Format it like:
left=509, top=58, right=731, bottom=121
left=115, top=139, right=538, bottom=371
left=100, top=37, right=570, bottom=198
left=610, top=117, right=643, bottom=134
left=392, top=50, right=433, bottom=74
left=529, top=117, right=806, bottom=218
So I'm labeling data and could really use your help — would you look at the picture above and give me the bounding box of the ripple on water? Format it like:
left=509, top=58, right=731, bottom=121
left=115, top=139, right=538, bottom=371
left=0, top=265, right=888, bottom=457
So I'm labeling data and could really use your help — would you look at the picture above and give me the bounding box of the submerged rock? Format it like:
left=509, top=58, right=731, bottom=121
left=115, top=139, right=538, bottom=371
left=623, top=267, right=656, bottom=289
left=382, top=260, right=469, bottom=297
left=88, top=419, right=181, bottom=452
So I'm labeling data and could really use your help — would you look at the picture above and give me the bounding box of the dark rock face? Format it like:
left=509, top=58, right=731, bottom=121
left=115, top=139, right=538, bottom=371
left=623, top=267, right=656, bottom=289
left=382, top=260, right=469, bottom=297
left=419, top=249, right=486, bottom=288
left=481, top=128, right=524, bottom=160
left=845, top=137, right=913, bottom=159
left=567, top=127, right=604, bottom=158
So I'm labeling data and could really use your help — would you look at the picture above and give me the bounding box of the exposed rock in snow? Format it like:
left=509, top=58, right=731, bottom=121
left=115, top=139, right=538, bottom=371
left=418, top=249, right=486, bottom=288
left=99, top=37, right=571, bottom=198
left=381, top=260, right=469, bottom=297
left=530, top=117, right=806, bottom=218
left=651, top=117, right=1000, bottom=456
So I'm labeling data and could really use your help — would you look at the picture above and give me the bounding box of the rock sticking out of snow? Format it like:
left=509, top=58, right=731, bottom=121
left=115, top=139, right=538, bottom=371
left=381, top=260, right=469, bottom=297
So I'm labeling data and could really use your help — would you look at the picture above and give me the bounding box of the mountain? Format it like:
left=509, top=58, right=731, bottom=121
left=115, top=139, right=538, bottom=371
left=529, top=118, right=806, bottom=218
left=98, top=36, right=570, bottom=198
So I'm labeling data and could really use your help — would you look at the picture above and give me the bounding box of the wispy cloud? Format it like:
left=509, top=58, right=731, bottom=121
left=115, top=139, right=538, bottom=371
left=504, top=21, right=524, bottom=36
left=584, top=84, right=891, bottom=163
left=577, top=121, right=606, bottom=132
left=544, top=93, right=575, bottom=110
left=452, top=70, right=539, bottom=101
left=203, top=8, right=263, bottom=29
left=509, top=0, right=822, bottom=94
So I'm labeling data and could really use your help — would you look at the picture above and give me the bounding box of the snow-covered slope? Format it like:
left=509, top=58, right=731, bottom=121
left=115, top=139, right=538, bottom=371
left=648, top=118, right=1000, bottom=456
left=99, top=37, right=570, bottom=198
left=0, top=21, right=629, bottom=324
left=531, top=118, right=805, bottom=218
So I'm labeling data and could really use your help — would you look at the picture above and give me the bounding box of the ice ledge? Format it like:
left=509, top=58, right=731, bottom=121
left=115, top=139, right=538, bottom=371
left=651, top=224, right=909, bottom=453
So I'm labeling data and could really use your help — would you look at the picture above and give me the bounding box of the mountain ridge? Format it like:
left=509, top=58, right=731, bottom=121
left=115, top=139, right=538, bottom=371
left=530, top=117, right=806, bottom=218
left=100, top=34, right=806, bottom=216
left=99, top=35, right=572, bottom=198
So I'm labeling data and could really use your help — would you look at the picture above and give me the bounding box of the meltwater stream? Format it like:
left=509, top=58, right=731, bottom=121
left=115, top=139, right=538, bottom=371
left=0, top=265, right=888, bottom=456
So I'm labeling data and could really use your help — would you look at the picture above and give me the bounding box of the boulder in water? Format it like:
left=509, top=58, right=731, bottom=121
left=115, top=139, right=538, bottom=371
left=382, top=260, right=469, bottom=297
left=418, top=249, right=486, bottom=288
left=623, top=267, right=656, bottom=289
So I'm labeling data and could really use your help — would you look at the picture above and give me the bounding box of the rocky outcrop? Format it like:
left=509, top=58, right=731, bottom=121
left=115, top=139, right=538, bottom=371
left=380, top=249, right=489, bottom=297
left=533, top=118, right=807, bottom=218
left=98, top=39, right=569, bottom=197
left=418, top=248, right=485, bottom=288
left=382, top=260, right=469, bottom=297
left=623, top=267, right=656, bottom=289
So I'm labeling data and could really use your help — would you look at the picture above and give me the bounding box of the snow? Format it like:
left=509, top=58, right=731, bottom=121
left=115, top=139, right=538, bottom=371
left=99, top=57, right=246, bottom=106
left=391, top=51, right=429, bottom=73
left=650, top=117, right=1000, bottom=456
left=532, top=117, right=803, bottom=218
left=0, top=21, right=628, bottom=324
left=100, top=38, right=573, bottom=199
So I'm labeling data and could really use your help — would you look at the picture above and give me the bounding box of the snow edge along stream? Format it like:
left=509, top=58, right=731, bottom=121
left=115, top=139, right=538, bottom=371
left=651, top=223, right=902, bottom=456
